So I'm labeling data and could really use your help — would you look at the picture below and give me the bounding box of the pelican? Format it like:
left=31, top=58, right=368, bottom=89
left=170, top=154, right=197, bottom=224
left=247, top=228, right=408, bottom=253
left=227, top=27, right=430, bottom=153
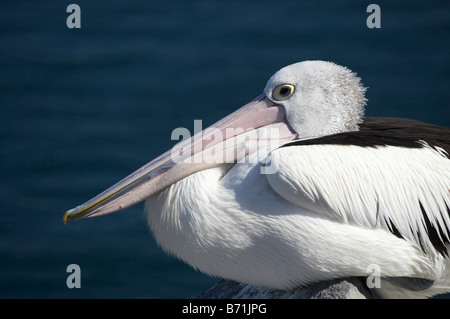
left=64, top=61, right=450, bottom=298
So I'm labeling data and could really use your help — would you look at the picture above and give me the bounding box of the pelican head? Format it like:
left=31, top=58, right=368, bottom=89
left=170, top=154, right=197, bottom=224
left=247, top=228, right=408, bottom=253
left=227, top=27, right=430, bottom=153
left=265, top=61, right=366, bottom=139
left=64, top=60, right=366, bottom=223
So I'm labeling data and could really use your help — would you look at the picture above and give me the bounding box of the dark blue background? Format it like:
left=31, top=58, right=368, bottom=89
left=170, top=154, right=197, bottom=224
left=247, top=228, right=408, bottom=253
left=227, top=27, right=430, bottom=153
left=0, top=1, right=449, bottom=298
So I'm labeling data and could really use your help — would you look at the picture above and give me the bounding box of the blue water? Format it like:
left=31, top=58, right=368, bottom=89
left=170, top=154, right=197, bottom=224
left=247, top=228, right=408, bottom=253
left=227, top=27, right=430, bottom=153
left=0, top=0, right=449, bottom=298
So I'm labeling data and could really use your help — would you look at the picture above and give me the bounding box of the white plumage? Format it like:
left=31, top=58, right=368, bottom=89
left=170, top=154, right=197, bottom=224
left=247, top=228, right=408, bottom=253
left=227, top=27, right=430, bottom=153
left=145, top=145, right=450, bottom=298
left=65, top=60, right=450, bottom=298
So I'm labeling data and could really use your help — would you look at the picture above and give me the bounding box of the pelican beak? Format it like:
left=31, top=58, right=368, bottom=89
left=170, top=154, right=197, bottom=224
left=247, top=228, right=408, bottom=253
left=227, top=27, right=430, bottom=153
left=63, top=94, right=297, bottom=223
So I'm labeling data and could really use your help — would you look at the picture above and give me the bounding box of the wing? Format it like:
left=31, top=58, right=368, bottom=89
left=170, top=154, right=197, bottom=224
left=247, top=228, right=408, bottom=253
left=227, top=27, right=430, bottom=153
left=266, top=117, right=450, bottom=257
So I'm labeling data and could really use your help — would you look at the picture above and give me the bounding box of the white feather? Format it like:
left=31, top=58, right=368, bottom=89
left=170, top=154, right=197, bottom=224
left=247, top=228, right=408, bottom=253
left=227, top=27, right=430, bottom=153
left=267, top=144, right=450, bottom=255
left=145, top=145, right=449, bottom=297
left=266, top=144, right=450, bottom=297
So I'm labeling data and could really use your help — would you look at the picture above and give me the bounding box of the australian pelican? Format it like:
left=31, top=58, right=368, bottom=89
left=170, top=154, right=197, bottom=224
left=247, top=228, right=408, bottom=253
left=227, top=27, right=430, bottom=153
left=64, top=61, right=450, bottom=298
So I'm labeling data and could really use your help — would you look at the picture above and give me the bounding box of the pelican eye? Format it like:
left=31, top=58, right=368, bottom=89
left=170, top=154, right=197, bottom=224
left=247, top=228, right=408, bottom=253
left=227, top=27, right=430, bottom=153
left=272, top=84, right=295, bottom=101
